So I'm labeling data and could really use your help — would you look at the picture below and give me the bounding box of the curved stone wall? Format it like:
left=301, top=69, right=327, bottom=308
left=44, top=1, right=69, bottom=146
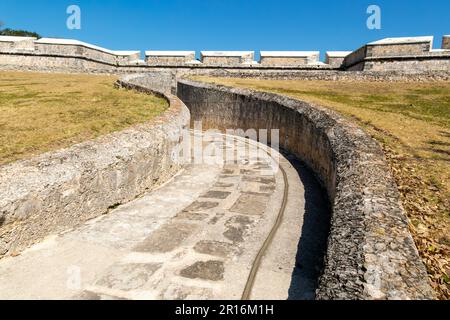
left=176, top=79, right=434, bottom=300
left=0, top=74, right=190, bottom=258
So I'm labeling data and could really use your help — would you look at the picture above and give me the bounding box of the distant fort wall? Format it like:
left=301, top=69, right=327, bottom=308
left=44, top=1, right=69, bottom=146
left=0, top=35, right=449, bottom=73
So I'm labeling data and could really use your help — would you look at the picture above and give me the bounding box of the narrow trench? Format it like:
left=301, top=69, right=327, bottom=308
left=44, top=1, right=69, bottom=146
left=281, top=149, right=331, bottom=300
left=177, top=90, right=332, bottom=300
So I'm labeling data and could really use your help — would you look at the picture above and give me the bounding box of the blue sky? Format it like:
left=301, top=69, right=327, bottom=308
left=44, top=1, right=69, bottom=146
left=0, top=0, right=449, bottom=60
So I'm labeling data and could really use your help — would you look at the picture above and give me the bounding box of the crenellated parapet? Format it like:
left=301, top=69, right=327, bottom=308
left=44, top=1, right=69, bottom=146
left=260, top=51, right=320, bottom=66
left=200, top=51, right=255, bottom=66
left=0, top=34, right=449, bottom=72
left=0, top=36, right=142, bottom=67
left=325, top=51, right=352, bottom=68
left=145, top=51, right=198, bottom=66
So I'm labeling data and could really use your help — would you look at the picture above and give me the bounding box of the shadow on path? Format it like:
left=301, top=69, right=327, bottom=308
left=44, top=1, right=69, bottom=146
left=283, top=151, right=331, bottom=300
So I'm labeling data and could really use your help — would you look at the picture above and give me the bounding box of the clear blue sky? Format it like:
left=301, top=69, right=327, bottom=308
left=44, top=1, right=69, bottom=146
left=1, top=0, right=449, bottom=60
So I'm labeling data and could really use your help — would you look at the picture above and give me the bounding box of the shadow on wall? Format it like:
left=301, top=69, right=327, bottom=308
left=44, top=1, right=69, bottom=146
left=284, top=151, right=331, bottom=300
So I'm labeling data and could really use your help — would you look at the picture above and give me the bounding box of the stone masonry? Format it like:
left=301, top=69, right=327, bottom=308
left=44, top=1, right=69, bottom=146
left=0, top=34, right=449, bottom=71
left=177, top=79, right=435, bottom=300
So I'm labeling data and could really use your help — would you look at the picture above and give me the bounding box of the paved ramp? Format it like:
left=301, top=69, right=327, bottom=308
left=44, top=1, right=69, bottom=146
left=0, top=132, right=329, bottom=300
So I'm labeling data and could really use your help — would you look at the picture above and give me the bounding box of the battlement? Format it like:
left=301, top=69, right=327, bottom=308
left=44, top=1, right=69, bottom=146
left=325, top=51, right=352, bottom=67
left=145, top=51, right=198, bottom=65
left=0, top=36, right=141, bottom=66
left=200, top=51, right=255, bottom=65
left=0, top=34, right=449, bottom=72
left=260, top=51, right=320, bottom=66
left=0, top=36, right=37, bottom=51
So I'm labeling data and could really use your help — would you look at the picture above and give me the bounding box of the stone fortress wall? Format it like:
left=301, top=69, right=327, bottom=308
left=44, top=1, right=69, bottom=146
left=177, top=79, right=435, bottom=300
left=0, top=34, right=449, bottom=72
left=344, top=36, right=450, bottom=71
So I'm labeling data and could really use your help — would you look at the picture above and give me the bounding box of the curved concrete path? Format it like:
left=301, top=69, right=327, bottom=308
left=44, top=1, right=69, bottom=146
left=0, top=132, right=329, bottom=300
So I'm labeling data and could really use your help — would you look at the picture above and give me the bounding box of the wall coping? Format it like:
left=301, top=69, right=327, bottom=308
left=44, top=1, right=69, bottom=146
left=145, top=50, right=195, bottom=57
left=200, top=51, right=254, bottom=57
left=177, top=79, right=435, bottom=300
left=326, top=51, right=352, bottom=57
left=368, top=36, right=433, bottom=46
left=0, top=36, right=37, bottom=42
left=260, top=51, right=320, bottom=57
left=35, top=37, right=139, bottom=56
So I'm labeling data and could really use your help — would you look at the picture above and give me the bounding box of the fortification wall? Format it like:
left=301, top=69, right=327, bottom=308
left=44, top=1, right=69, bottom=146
left=368, top=42, right=431, bottom=57
left=259, top=51, right=320, bottom=66
left=0, top=74, right=190, bottom=258
left=1, top=35, right=449, bottom=72
left=145, top=51, right=197, bottom=66
left=357, top=58, right=450, bottom=72
left=343, top=36, right=450, bottom=71
left=260, top=56, right=308, bottom=65
left=0, top=53, right=115, bottom=72
left=325, top=51, right=352, bottom=68
left=176, top=79, right=434, bottom=300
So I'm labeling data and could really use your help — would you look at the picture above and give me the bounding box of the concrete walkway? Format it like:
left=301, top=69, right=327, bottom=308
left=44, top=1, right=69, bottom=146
left=0, top=132, right=328, bottom=300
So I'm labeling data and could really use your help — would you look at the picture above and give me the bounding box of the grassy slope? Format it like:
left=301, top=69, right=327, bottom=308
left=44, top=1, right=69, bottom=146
left=193, top=76, right=450, bottom=299
left=0, top=72, right=168, bottom=165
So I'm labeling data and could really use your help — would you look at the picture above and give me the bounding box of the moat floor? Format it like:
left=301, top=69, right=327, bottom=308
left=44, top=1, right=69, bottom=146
left=0, top=133, right=328, bottom=300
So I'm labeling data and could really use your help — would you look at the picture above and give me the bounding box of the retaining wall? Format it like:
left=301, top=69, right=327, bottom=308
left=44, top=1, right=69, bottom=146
left=0, top=74, right=190, bottom=258
left=176, top=79, right=435, bottom=300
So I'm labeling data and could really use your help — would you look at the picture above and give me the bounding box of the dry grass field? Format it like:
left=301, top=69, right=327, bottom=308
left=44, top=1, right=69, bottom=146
left=0, top=72, right=168, bottom=165
left=194, top=76, right=450, bottom=299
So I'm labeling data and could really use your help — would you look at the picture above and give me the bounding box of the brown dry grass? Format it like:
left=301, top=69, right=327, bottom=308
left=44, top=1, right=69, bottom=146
left=0, top=71, right=168, bottom=165
left=194, top=76, right=450, bottom=299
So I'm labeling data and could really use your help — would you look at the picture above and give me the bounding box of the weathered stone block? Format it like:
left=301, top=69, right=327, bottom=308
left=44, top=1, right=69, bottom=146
left=442, top=35, right=450, bottom=50
left=145, top=51, right=197, bottom=65
left=200, top=51, right=255, bottom=65
left=260, top=51, right=320, bottom=66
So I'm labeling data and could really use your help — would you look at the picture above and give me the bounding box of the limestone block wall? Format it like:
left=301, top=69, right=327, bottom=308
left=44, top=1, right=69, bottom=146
left=0, top=74, right=190, bottom=258
left=176, top=79, right=434, bottom=300
left=367, top=36, right=433, bottom=57
left=116, top=51, right=141, bottom=65
left=36, top=38, right=141, bottom=66
left=146, top=51, right=197, bottom=65
left=443, top=35, right=450, bottom=49
left=0, top=37, right=140, bottom=67
left=260, top=51, right=320, bottom=66
left=200, top=51, right=255, bottom=65
left=35, top=39, right=112, bottom=65
left=325, top=51, right=351, bottom=68
left=343, top=36, right=450, bottom=71
left=359, top=58, right=450, bottom=72
left=0, top=54, right=115, bottom=73
left=0, top=36, right=37, bottom=52
left=1, top=35, right=450, bottom=73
